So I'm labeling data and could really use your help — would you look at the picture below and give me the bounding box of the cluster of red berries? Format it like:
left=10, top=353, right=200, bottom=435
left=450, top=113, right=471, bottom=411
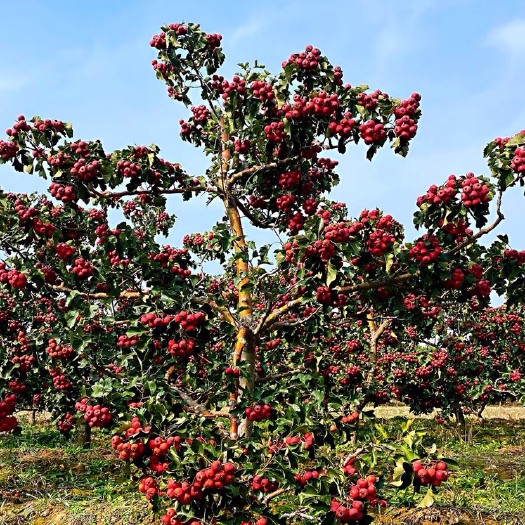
left=165, top=23, right=188, bottom=36
left=32, top=218, right=55, bottom=237
left=49, top=182, right=76, bottom=203
left=251, top=475, right=279, bottom=492
left=117, top=159, right=141, bottom=178
left=460, top=173, right=491, bottom=207
left=342, top=411, right=360, bottom=424
left=342, top=455, right=357, bottom=477
left=367, top=228, right=396, bottom=257
left=359, top=120, right=386, bottom=145
left=151, top=59, right=174, bottom=80
left=0, top=140, right=18, bottom=160
left=0, top=266, right=27, bottom=289
left=410, top=296, right=441, bottom=319
left=315, top=286, right=347, bottom=307
left=441, top=218, right=472, bottom=240
left=349, top=476, right=380, bottom=503
left=191, top=105, right=211, bottom=124
left=166, top=461, right=236, bottom=504
left=264, top=121, right=286, bottom=142
left=283, top=45, right=321, bottom=70
left=149, top=32, right=166, bottom=49
left=286, top=432, right=315, bottom=449
left=278, top=169, right=301, bottom=190
left=324, top=221, right=362, bottom=243
left=282, top=95, right=309, bottom=120
left=0, top=393, right=17, bottom=433
left=330, top=498, right=368, bottom=523
left=179, top=120, right=196, bottom=137
left=161, top=509, right=200, bottom=525
left=6, top=114, right=31, bottom=135
left=111, top=417, right=150, bottom=459
left=107, top=250, right=130, bottom=267
left=70, top=140, right=90, bottom=157
left=46, top=339, right=74, bottom=359
left=10, top=352, right=35, bottom=372
left=394, top=115, right=417, bottom=140
left=444, top=268, right=465, bottom=289
left=174, top=310, right=206, bottom=331
left=413, top=460, right=449, bottom=486
left=357, top=90, right=387, bottom=110
left=224, top=366, right=240, bottom=377
left=468, top=263, right=484, bottom=279
left=57, top=413, right=74, bottom=434
left=504, top=249, right=525, bottom=265
left=13, top=200, right=38, bottom=221
left=206, top=33, right=222, bottom=49
left=294, top=469, right=320, bottom=485
left=250, top=80, right=274, bottom=101
left=233, top=139, right=251, bottom=154
left=417, top=175, right=458, bottom=207
left=71, top=258, right=93, bottom=278
left=167, top=338, right=195, bottom=358
left=139, top=476, right=160, bottom=500
left=287, top=212, right=305, bottom=234
left=268, top=432, right=315, bottom=454
left=8, top=380, right=26, bottom=393
left=409, top=235, right=441, bottom=265
left=117, top=334, right=139, bottom=347
left=140, top=312, right=172, bottom=328
left=394, top=93, right=421, bottom=117
left=309, top=91, right=339, bottom=117
left=245, top=403, right=272, bottom=421
left=303, top=197, right=318, bottom=215
left=75, top=398, right=112, bottom=428
left=49, top=367, right=73, bottom=390
left=329, top=113, right=356, bottom=137
left=510, top=370, right=522, bottom=382
left=55, top=243, right=76, bottom=260
left=70, top=158, right=99, bottom=181
left=306, top=239, right=335, bottom=262
left=511, top=146, right=525, bottom=174
left=276, top=194, right=296, bottom=212
left=471, top=279, right=491, bottom=298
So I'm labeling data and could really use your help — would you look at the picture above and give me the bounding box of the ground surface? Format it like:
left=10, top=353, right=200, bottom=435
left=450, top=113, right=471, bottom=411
left=0, top=409, right=524, bottom=525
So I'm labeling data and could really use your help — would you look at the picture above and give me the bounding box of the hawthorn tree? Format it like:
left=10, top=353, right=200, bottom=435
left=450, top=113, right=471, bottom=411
left=0, top=21, right=524, bottom=525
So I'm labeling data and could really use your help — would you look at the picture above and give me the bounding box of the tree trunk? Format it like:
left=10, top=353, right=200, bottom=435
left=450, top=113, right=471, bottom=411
left=77, top=420, right=91, bottom=448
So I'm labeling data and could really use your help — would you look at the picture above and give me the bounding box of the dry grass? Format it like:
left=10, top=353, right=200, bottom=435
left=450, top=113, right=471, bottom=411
left=373, top=405, right=525, bottom=420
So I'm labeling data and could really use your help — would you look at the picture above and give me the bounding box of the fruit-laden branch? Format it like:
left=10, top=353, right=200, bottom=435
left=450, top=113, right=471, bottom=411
left=89, top=185, right=214, bottom=199
left=50, top=284, right=142, bottom=299
left=234, top=196, right=274, bottom=229
left=447, top=189, right=504, bottom=256
left=338, top=189, right=506, bottom=294
left=256, top=297, right=307, bottom=335
left=226, top=158, right=296, bottom=187
left=48, top=285, right=237, bottom=327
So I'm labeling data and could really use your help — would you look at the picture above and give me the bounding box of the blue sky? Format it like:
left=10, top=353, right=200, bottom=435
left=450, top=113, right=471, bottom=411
left=1, top=0, right=525, bottom=252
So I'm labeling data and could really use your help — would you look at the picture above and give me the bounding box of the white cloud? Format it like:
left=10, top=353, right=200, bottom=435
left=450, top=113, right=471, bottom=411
left=487, top=19, right=525, bottom=57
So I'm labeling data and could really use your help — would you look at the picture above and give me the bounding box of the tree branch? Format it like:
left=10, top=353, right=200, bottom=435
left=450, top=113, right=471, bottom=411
left=90, top=185, right=212, bottom=199
left=255, top=297, right=306, bottom=335
left=262, top=487, right=291, bottom=504
left=226, top=158, right=295, bottom=186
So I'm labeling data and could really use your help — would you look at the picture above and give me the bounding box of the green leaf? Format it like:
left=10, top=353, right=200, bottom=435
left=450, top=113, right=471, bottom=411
left=326, top=262, right=338, bottom=286
left=417, top=488, right=435, bottom=508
